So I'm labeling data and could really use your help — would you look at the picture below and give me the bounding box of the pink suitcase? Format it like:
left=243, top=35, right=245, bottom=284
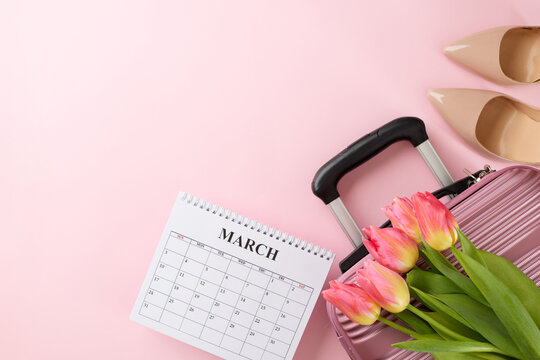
left=311, top=117, right=540, bottom=360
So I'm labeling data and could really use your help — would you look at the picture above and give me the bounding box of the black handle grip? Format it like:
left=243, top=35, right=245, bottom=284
left=311, top=117, right=428, bottom=204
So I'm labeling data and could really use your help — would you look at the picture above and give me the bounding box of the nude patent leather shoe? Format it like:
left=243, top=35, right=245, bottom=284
left=428, top=88, right=540, bottom=165
left=444, top=26, right=540, bottom=85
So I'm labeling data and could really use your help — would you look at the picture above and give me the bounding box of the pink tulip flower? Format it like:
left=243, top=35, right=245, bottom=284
left=411, top=191, right=459, bottom=251
left=382, top=197, right=422, bottom=243
left=322, top=280, right=381, bottom=325
left=356, top=260, right=410, bottom=313
left=362, top=226, right=419, bottom=273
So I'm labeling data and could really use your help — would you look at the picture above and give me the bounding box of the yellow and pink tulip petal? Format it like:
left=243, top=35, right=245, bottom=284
left=356, top=260, right=410, bottom=313
left=411, top=191, right=459, bottom=251
left=362, top=226, right=419, bottom=273
left=382, top=197, right=422, bottom=244
left=322, top=280, right=381, bottom=325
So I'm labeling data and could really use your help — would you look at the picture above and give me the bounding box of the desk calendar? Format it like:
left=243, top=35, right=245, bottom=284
left=130, top=193, right=335, bottom=360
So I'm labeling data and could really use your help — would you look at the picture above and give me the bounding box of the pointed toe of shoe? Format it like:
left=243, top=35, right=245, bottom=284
left=427, top=88, right=496, bottom=147
left=428, top=88, right=540, bottom=164
left=443, top=26, right=540, bottom=85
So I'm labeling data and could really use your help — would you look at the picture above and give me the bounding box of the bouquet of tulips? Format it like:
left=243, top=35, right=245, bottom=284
left=323, top=192, right=540, bottom=360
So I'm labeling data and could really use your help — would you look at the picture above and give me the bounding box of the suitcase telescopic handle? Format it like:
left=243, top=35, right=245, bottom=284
left=311, top=117, right=454, bottom=248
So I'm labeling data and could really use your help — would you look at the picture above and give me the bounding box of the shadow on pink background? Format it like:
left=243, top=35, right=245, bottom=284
left=1, top=1, right=539, bottom=359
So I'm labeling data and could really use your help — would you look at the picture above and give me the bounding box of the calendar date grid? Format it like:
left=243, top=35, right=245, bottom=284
left=152, top=246, right=310, bottom=323
left=139, top=231, right=314, bottom=360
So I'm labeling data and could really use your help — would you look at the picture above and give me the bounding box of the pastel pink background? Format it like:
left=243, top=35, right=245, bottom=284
left=2, top=1, right=539, bottom=359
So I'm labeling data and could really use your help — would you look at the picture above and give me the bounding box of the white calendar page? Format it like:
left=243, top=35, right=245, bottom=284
left=130, top=193, right=335, bottom=360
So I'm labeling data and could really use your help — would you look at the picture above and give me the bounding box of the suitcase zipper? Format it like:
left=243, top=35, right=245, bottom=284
left=464, top=165, right=495, bottom=183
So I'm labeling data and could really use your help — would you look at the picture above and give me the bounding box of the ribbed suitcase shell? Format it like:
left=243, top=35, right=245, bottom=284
left=327, top=165, right=540, bottom=360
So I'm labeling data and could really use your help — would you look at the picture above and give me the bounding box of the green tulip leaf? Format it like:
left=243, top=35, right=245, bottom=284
left=392, top=340, right=507, bottom=355
left=452, top=249, right=540, bottom=360
left=410, top=287, right=477, bottom=337
left=432, top=354, right=483, bottom=360
left=407, top=269, right=465, bottom=295
left=433, top=352, right=511, bottom=360
left=479, top=250, right=540, bottom=329
left=419, top=241, right=487, bottom=305
left=406, top=304, right=481, bottom=342
left=428, top=312, right=486, bottom=343
left=418, top=250, right=442, bottom=275
left=434, top=293, right=521, bottom=359
left=469, top=354, right=516, bottom=360
left=394, top=309, right=435, bottom=334
left=457, top=229, right=486, bottom=267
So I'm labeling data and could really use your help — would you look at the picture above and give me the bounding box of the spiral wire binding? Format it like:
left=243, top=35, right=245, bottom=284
left=180, top=192, right=334, bottom=260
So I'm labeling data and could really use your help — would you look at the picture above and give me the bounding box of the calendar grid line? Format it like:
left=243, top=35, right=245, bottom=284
left=140, top=230, right=315, bottom=360
left=235, top=266, right=254, bottom=347
left=218, top=265, right=253, bottom=349
left=175, top=240, right=197, bottom=332
left=170, top=231, right=313, bottom=291
left=137, top=310, right=286, bottom=360
left=142, top=273, right=304, bottom=334
left=163, top=255, right=307, bottom=308
left=239, top=261, right=274, bottom=357
left=264, top=281, right=292, bottom=353
left=156, top=238, right=183, bottom=323
left=186, top=241, right=213, bottom=337
left=283, top=288, right=313, bottom=359
left=144, top=287, right=301, bottom=335
left=138, top=310, right=290, bottom=360
left=200, top=254, right=233, bottom=339
left=163, top=276, right=303, bottom=323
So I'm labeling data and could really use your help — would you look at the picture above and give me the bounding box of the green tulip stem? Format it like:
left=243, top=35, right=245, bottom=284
left=377, top=315, right=421, bottom=339
left=406, top=304, right=476, bottom=342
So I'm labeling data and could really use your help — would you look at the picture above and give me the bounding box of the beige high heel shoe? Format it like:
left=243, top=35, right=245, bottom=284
left=428, top=88, right=540, bottom=165
left=444, top=26, right=540, bottom=85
